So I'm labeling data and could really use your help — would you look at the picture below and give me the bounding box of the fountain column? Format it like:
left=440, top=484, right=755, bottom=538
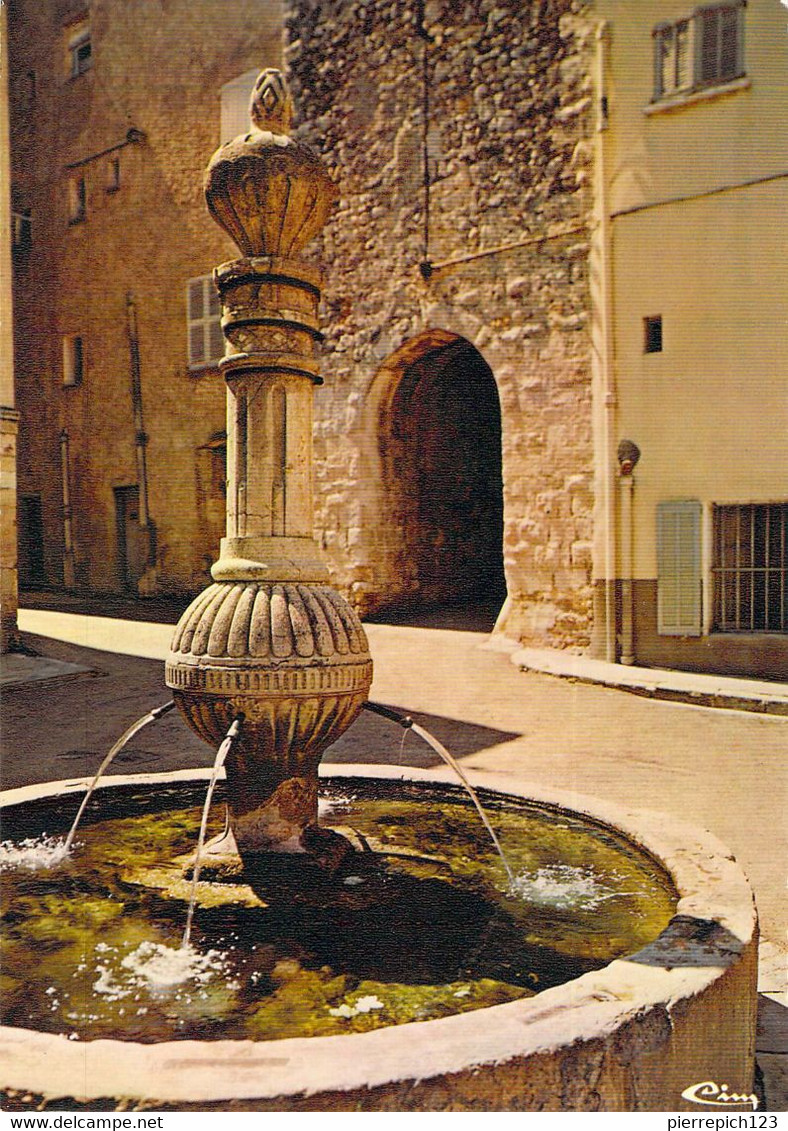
left=165, top=70, right=373, bottom=863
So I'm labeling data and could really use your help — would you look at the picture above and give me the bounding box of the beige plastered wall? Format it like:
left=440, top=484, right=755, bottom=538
left=590, top=0, right=787, bottom=648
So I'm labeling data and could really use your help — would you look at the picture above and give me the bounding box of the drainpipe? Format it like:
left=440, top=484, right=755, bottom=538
left=619, top=471, right=635, bottom=664
left=595, top=21, right=618, bottom=662
left=59, top=429, right=76, bottom=589
left=125, top=293, right=150, bottom=533
left=617, top=440, right=640, bottom=665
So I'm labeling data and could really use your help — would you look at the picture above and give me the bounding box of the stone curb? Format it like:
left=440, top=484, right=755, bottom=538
left=511, top=647, right=788, bottom=716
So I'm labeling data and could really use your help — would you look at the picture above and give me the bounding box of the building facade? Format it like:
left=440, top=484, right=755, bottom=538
left=8, top=0, right=283, bottom=600
left=7, top=0, right=787, bottom=678
left=591, top=0, right=787, bottom=678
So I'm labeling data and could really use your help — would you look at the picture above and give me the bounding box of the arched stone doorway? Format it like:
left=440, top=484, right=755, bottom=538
left=380, top=335, right=505, bottom=612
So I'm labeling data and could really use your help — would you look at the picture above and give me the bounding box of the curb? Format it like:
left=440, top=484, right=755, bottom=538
left=511, top=647, right=788, bottom=717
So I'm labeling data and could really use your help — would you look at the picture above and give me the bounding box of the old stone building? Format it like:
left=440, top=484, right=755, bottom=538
left=8, top=0, right=283, bottom=600
left=285, top=0, right=597, bottom=649
left=7, top=0, right=787, bottom=677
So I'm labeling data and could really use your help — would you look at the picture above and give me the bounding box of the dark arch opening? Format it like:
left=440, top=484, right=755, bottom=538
left=380, top=337, right=505, bottom=621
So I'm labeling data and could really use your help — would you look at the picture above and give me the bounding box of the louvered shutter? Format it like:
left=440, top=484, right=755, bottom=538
left=657, top=501, right=703, bottom=636
left=187, top=277, right=223, bottom=369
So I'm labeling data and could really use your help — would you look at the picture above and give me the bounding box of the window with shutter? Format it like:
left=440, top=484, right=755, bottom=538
left=652, top=3, right=744, bottom=102
left=657, top=500, right=702, bottom=636
left=186, top=276, right=223, bottom=370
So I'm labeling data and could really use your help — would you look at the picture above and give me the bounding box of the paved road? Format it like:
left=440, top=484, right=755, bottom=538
left=5, top=609, right=786, bottom=948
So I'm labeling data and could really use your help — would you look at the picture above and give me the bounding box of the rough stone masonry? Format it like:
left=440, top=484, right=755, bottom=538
left=284, top=0, right=597, bottom=650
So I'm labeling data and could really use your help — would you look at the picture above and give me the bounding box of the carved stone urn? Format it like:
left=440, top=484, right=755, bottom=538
left=165, top=69, right=373, bottom=865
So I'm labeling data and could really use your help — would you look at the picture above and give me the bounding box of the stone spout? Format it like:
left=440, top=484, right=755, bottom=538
left=166, top=70, right=372, bottom=865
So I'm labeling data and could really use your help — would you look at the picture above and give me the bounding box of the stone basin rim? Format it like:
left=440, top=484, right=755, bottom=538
left=0, top=764, right=757, bottom=1107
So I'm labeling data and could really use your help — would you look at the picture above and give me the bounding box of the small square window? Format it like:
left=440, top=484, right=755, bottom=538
left=68, top=174, right=86, bottom=223
left=63, top=335, right=85, bottom=387
left=644, top=315, right=663, bottom=353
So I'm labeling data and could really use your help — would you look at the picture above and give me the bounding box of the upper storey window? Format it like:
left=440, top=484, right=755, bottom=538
left=653, top=3, right=745, bottom=101
left=66, top=17, right=92, bottom=78
left=220, top=70, right=260, bottom=143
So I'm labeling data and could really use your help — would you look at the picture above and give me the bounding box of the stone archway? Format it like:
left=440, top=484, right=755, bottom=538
left=379, top=335, right=505, bottom=611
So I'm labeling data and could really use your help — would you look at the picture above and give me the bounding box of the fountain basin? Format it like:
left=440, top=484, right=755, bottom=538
left=1, top=765, right=757, bottom=1112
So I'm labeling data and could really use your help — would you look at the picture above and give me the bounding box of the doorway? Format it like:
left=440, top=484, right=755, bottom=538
left=18, top=494, right=46, bottom=587
left=114, top=485, right=146, bottom=591
left=385, top=337, right=505, bottom=611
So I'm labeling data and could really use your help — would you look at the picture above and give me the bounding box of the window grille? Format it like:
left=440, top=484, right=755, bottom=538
left=653, top=3, right=745, bottom=101
left=187, top=276, right=223, bottom=370
left=713, top=504, right=787, bottom=632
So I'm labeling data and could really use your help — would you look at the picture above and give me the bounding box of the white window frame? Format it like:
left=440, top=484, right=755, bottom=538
left=63, top=334, right=85, bottom=387
left=66, top=20, right=92, bottom=78
left=652, top=3, right=745, bottom=103
left=187, top=276, right=223, bottom=371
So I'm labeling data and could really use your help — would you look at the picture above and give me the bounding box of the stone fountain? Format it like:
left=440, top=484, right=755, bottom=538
left=165, top=68, right=373, bottom=871
left=0, top=71, right=759, bottom=1112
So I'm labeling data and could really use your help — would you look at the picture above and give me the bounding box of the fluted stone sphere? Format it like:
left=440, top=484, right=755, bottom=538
left=165, top=581, right=373, bottom=759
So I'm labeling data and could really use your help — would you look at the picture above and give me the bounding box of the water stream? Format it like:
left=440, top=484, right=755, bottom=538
left=362, top=701, right=515, bottom=885
left=63, top=700, right=176, bottom=855
left=182, top=716, right=243, bottom=949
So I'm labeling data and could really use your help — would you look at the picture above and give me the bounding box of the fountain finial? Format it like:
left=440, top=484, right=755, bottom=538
left=249, top=68, right=294, bottom=135
left=204, top=67, right=336, bottom=259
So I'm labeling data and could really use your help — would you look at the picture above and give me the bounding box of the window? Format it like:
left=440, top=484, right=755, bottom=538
left=644, top=315, right=663, bottom=353
left=12, top=209, right=32, bottom=256
left=220, top=70, right=260, bottom=143
left=68, top=174, right=86, bottom=223
left=713, top=503, right=787, bottom=632
left=67, top=20, right=92, bottom=77
left=63, top=335, right=85, bottom=387
left=187, top=276, right=224, bottom=370
left=653, top=3, right=745, bottom=101
left=106, top=156, right=121, bottom=192
left=657, top=500, right=702, bottom=635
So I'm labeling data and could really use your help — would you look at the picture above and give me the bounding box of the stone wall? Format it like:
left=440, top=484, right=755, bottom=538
left=285, top=0, right=597, bottom=648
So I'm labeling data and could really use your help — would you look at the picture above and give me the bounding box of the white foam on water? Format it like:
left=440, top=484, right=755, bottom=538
left=120, top=940, right=230, bottom=991
left=329, top=994, right=384, bottom=1019
left=508, top=864, right=637, bottom=911
left=317, top=795, right=351, bottom=818
left=0, top=835, right=70, bottom=872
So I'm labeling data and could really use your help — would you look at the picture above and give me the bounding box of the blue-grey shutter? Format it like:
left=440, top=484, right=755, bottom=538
left=657, top=500, right=702, bottom=635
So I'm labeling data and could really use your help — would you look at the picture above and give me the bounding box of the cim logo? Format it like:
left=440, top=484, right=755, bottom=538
left=681, top=1081, right=759, bottom=1110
